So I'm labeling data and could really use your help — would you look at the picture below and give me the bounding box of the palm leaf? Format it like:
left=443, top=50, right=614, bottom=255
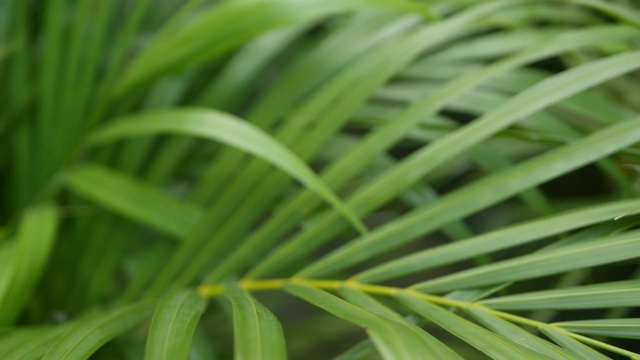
left=555, top=319, right=640, bottom=340
left=144, top=290, right=207, bottom=360
left=225, top=284, right=287, bottom=360
left=0, top=204, right=58, bottom=325
left=42, top=301, right=154, bottom=360
left=2, top=0, right=640, bottom=359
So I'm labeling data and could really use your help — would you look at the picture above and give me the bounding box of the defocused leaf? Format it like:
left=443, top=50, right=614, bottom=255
left=89, top=108, right=366, bottom=235
left=65, top=164, right=202, bottom=239
left=0, top=204, right=58, bottom=325
left=114, top=0, right=428, bottom=96
left=332, top=341, right=374, bottom=360
left=43, top=301, right=154, bottom=360
left=573, top=0, right=640, bottom=27
left=224, top=284, right=286, bottom=360
left=3, top=0, right=640, bottom=359
left=0, top=325, right=68, bottom=360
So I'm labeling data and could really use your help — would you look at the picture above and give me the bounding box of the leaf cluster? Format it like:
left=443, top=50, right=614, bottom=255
left=1, top=0, right=640, bottom=359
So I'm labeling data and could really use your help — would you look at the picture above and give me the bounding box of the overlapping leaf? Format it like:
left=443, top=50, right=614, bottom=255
left=65, top=164, right=202, bottom=239
left=286, top=283, right=455, bottom=360
left=88, top=108, right=366, bottom=234
left=43, top=301, right=154, bottom=360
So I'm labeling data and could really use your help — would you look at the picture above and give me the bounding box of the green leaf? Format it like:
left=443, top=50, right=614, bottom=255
left=394, top=292, right=534, bottom=360
left=338, top=287, right=464, bottom=359
left=206, top=0, right=520, bottom=284
left=190, top=9, right=420, bottom=203
left=332, top=340, right=374, bottom=360
left=555, top=319, right=640, bottom=340
left=144, top=290, right=207, bottom=360
left=539, top=326, right=610, bottom=360
left=193, top=25, right=308, bottom=111
left=480, top=280, right=640, bottom=310
left=413, top=229, right=640, bottom=293
left=0, top=203, right=58, bottom=325
left=65, top=164, right=202, bottom=239
left=114, top=0, right=427, bottom=96
left=298, top=115, right=640, bottom=279
left=353, top=199, right=640, bottom=282
left=285, top=283, right=451, bottom=360
left=0, top=325, right=69, bottom=360
left=251, top=2, right=637, bottom=276
left=464, top=307, right=574, bottom=360
left=573, top=0, right=640, bottom=27
left=88, top=108, right=366, bottom=234
left=43, top=301, right=155, bottom=360
left=224, top=284, right=286, bottom=360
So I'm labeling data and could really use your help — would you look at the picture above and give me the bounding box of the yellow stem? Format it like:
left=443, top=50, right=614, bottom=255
left=197, top=277, right=639, bottom=359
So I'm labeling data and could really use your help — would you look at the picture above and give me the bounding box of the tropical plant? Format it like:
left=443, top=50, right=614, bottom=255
left=1, top=0, right=639, bottom=358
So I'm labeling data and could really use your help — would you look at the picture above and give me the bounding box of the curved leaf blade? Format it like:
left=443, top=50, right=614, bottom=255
left=0, top=204, right=58, bottom=325
left=0, top=325, right=69, bottom=360
left=206, top=0, right=524, bottom=284
left=88, top=108, right=366, bottom=234
left=224, top=284, right=286, bottom=360
left=43, top=301, right=155, bottom=360
left=65, top=164, right=202, bottom=239
left=144, top=290, right=206, bottom=360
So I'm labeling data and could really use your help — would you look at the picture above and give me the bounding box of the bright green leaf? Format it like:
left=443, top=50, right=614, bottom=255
left=0, top=325, right=69, bottom=360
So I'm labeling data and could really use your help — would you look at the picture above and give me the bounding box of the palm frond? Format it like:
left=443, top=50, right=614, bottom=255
left=1, top=0, right=639, bottom=359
